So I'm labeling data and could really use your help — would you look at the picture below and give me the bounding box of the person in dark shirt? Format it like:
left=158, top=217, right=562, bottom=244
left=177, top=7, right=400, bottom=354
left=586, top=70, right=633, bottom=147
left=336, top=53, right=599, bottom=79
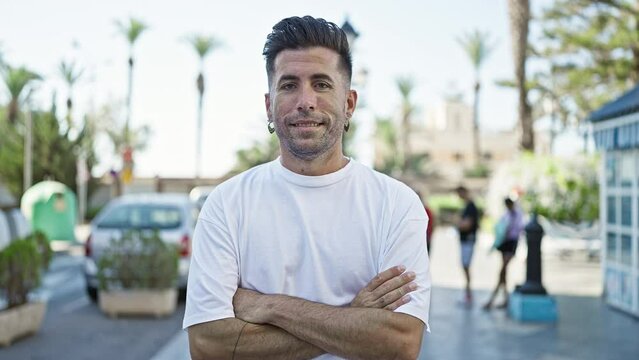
left=455, top=186, right=479, bottom=306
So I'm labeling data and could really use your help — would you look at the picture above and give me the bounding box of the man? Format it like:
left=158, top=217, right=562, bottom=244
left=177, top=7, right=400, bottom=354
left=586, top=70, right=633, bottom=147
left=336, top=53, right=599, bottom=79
left=455, top=185, right=479, bottom=306
left=184, top=16, right=431, bottom=360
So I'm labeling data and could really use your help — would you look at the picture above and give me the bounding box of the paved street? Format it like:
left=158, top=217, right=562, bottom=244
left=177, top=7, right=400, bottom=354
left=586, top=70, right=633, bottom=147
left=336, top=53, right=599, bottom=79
left=2, top=226, right=638, bottom=359
left=154, top=227, right=637, bottom=360
left=420, top=227, right=638, bottom=360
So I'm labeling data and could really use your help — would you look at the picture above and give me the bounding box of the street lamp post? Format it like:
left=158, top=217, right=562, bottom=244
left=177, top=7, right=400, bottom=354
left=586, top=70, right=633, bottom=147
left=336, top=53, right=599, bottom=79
left=341, top=18, right=360, bottom=50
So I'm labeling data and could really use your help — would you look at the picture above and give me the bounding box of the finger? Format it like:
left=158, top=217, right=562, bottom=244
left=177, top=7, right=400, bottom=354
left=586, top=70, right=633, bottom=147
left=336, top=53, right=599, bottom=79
left=378, top=282, right=417, bottom=308
left=364, top=265, right=406, bottom=292
left=373, top=271, right=416, bottom=299
left=384, top=294, right=412, bottom=311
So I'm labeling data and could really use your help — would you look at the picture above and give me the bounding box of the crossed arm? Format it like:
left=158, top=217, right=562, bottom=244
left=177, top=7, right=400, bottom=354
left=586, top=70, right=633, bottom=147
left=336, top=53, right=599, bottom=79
left=188, top=266, right=424, bottom=360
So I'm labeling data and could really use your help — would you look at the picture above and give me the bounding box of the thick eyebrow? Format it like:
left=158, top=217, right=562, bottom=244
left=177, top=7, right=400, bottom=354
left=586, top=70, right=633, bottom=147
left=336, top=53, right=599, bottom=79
left=276, top=73, right=335, bottom=86
left=309, top=73, right=335, bottom=83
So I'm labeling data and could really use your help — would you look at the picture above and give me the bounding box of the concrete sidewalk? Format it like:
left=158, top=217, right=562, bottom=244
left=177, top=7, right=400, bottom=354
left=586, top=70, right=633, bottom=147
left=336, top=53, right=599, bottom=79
left=152, top=227, right=639, bottom=360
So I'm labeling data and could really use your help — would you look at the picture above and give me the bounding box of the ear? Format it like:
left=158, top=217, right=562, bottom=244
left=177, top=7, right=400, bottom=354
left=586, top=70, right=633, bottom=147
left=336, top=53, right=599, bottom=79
left=265, top=93, right=272, bottom=120
left=345, top=89, right=358, bottom=117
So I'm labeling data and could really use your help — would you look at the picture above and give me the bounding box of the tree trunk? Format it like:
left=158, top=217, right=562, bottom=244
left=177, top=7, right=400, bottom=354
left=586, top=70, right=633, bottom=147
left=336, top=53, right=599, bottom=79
left=196, top=72, right=205, bottom=179
left=401, top=112, right=411, bottom=175
left=8, top=99, right=18, bottom=124
left=472, top=80, right=481, bottom=166
left=66, top=97, right=73, bottom=131
left=508, top=0, right=534, bottom=151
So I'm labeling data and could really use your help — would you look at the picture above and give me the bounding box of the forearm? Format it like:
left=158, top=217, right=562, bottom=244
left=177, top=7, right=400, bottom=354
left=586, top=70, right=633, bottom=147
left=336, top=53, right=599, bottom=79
left=188, top=318, right=324, bottom=360
left=263, top=295, right=423, bottom=360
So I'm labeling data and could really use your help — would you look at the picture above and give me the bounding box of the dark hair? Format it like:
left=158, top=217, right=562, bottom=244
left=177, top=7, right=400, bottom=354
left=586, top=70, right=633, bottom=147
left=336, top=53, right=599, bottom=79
left=455, top=185, right=468, bottom=193
left=504, top=198, right=514, bottom=207
left=263, top=16, right=353, bottom=85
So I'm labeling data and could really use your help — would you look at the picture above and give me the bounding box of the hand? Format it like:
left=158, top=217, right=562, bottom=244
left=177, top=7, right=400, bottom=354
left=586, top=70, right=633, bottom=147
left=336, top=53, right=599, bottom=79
left=233, top=288, right=268, bottom=324
left=351, top=265, right=417, bottom=310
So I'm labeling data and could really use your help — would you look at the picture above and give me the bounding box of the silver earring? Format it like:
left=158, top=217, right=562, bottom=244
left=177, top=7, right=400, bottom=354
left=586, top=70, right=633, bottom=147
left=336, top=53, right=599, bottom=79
left=267, top=121, right=275, bottom=134
left=344, top=121, right=350, bottom=132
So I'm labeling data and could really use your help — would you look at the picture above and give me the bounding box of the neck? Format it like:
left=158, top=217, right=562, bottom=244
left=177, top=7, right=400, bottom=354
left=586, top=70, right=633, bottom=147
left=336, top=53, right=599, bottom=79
left=280, top=148, right=349, bottom=176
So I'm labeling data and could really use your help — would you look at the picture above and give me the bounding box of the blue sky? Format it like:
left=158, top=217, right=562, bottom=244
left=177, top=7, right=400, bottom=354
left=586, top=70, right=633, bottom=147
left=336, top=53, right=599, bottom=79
left=0, top=0, right=555, bottom=178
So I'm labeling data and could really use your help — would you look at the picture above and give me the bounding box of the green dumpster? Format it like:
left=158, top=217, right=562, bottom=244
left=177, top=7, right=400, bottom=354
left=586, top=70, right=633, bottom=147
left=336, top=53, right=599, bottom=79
left=21, top=181, right=76, bottom=242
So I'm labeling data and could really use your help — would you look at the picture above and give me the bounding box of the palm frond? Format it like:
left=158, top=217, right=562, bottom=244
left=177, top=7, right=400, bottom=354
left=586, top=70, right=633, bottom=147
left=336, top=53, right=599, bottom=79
left=59, top=61, right=83, bottom=87
left=186, top=35, right=223, bottom=59
left=2, top=66, right=41, bottom=99
left=457, top=30, right=496, bottom=70
left=115, top=18, right=148, bottom=45
left=396, top=77, right=414, bottom=99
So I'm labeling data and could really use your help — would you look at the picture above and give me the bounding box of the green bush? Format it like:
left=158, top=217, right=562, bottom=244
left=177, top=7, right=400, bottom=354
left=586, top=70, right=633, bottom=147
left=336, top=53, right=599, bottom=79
left=97, top=231, right=178, bottom=291
left=464, top=163, right=491, bottom=178
left=516, top=154, right=599, bottom=222
left=0, top=231, right=51, bottom=309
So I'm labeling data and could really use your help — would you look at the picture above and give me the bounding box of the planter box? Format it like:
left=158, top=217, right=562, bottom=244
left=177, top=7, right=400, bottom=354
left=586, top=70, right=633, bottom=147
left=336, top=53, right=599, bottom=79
left=99, top=288, right=177, bottom=318
left=0, top=301, right=47, bottom=347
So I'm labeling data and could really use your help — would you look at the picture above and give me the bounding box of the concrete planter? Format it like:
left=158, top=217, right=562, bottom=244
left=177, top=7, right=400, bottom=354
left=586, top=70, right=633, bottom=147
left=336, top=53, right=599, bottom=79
left=99, top=288, right=177, bottom=318
left=0, top=301, right=47, bottom=347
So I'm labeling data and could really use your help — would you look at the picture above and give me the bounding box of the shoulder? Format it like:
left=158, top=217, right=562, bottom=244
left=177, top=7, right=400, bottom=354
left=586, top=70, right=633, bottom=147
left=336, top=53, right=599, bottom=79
left=350, top=163, right=424, bottom=218
left=200, top=161, right=274, bottom=220
left=351, top=162, right=414, bottom=196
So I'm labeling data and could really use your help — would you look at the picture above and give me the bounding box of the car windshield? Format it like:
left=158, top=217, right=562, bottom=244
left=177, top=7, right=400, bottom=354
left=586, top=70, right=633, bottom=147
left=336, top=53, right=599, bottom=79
left=97, top=204, right=182, bottom=230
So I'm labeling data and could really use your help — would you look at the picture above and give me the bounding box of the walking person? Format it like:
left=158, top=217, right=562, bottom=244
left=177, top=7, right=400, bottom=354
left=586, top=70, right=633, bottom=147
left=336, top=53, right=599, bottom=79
left=483, top=197, right=524, bottom=310
left=455, top=185, right=479, bottom=306
left=184, top=16, right=431, bottom=360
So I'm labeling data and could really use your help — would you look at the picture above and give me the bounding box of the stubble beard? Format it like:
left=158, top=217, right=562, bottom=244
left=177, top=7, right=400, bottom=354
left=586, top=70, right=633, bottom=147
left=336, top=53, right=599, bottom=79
left=275, top=112, right=344, bottom=161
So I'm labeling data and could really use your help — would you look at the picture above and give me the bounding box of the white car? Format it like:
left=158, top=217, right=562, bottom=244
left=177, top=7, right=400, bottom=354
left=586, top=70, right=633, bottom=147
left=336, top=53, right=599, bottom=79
left=84, top=193, right=199, bottom=301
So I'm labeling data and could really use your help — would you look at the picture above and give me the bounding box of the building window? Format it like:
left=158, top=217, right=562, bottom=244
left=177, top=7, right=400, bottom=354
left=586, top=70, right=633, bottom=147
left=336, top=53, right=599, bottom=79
left=621, top=196, right=631, bottom=226
left=621, top=155, right=633, bottom=187
left=483, top=152, right=493, bottom=161
left=607, top=232, right=617, bottom=262
left=606, top=155, right=617, bottom=187
left=607, top=196, right=616, bottom=224
left=621, top=235, right=632, bottom=266
left=453, top=153, right=463, bottom=162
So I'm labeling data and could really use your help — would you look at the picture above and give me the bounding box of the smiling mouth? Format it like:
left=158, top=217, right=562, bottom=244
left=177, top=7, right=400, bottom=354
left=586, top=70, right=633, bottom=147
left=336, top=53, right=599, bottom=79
left=291, top=122, right=322, bottom=127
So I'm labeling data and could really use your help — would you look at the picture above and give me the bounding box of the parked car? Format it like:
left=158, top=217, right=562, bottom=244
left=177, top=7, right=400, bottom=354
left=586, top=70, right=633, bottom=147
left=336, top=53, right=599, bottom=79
left=84, top=193, right=199, bottom=302
left=0, top=184, right=31, bottom=251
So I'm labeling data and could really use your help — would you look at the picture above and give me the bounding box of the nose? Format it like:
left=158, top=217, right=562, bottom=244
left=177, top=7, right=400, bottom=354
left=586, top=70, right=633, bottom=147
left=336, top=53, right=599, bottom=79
left=296, top=85, right=316, bottom=112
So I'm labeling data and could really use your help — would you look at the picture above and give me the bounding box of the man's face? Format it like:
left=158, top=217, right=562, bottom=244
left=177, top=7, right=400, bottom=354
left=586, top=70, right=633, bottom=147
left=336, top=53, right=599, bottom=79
left=265, top=46, right=356, bottom=161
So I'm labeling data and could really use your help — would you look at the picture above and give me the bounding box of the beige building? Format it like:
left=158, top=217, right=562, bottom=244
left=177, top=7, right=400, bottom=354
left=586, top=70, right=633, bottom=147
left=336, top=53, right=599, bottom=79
left=376, top=99, right=549, bottom=186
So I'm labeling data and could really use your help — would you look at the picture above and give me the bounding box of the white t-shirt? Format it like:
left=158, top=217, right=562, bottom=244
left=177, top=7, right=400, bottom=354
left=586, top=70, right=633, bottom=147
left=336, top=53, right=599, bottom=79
left=183, top=158, right=431, bottom=358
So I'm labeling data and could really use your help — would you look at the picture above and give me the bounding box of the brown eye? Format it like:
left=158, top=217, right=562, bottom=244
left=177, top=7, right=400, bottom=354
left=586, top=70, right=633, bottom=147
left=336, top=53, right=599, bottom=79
left=280, top=83, right=296, bottom=91
left=315, top=82, right=332, bottom=90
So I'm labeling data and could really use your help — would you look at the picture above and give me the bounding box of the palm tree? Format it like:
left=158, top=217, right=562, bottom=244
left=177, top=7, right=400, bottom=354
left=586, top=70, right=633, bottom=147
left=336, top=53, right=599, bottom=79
left=507, top=0, right=534, bottom=151
left=1, top=66, right=41, bottom=124
left=457, top=30, right=495, bottom=166
left=186, top=35, right=222, bottom=178
left=58, top=60, right=83, bottom=133
left=115, top=17, right=147, bottom=146
left=374, top=116, right=401, bottom=176
left=396, top=77, right=416, bottom=175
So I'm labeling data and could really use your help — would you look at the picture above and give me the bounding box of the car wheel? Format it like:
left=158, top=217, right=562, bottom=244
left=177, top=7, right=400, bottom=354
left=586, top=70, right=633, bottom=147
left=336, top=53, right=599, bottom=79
left=87, top=286, right=98, bottom=303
